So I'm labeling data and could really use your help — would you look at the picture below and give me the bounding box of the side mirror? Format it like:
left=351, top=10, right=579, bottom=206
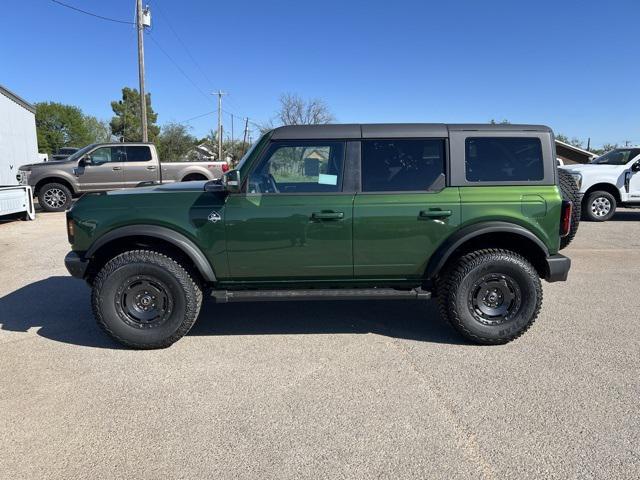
left=223, top=169, right=241, bottom=193
left=78, top=158, right=87, bottom=168
left=632, top=161, right=640, bottom=172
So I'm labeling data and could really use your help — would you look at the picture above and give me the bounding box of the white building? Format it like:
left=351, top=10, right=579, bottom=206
left=0, top=85, right=39, bottom=185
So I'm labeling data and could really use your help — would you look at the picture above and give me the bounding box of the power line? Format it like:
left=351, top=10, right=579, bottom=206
left=152, top=1, right=214, bottom=89
left=147, top=32, right=210, bottom=101
left=49, top=0, right=134, bottom=24
left=179, top=111, right=216, bottom=124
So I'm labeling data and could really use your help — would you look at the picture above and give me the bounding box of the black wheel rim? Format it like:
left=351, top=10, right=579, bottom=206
left=115, top=275, right=173, bottom=329
left=468, top=273, right=522, bottom=325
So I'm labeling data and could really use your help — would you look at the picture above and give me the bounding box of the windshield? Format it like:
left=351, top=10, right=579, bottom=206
left=591, top=149, right=640, bottom=165
left=64, top=144, right=97, bottom=162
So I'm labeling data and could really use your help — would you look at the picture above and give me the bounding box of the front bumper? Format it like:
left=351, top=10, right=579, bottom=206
left=545, top=254, right=571, bottom=282
left=64, top=251, right=89, bottom=279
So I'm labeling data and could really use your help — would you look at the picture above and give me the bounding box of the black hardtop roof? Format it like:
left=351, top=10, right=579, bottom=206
left=270, top=123, right=552, bottom=140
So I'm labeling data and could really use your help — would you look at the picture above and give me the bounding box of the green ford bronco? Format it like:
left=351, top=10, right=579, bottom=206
left=65, top=124, right=576, bottom=349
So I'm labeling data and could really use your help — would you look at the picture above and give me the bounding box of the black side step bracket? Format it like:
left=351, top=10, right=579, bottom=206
left=211, top=288, right=431, bottom=303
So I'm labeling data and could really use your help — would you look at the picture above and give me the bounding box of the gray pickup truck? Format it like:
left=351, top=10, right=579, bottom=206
left=17, top=142, right=229, bottom=211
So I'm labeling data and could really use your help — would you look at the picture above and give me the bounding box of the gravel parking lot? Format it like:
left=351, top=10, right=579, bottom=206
left=1, top=209, right=639, bottom=479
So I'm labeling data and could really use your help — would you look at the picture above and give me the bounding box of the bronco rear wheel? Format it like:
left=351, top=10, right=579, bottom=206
left=438, top=249, right=542, bottom=345
left=92, top=250, right=202, bottom=349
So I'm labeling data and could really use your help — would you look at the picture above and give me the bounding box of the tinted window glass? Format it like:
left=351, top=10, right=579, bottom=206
left=88, top=146, right=125, bottom=165
left=249, top=142, right=345, bottom=193
left=126, top=146, right=153, bottom=162
left=465, top=137, right=543, bottom=182
left=361, top=139, right=445, bottom=192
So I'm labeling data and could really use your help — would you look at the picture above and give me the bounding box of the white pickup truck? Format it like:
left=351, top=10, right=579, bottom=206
left=17, top=143, right=229, bottom=212
left=560, top=147, right=640, bottom=221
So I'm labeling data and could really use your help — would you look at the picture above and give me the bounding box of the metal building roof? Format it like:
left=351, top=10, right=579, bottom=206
left=0, top=85, right=36, bottom=114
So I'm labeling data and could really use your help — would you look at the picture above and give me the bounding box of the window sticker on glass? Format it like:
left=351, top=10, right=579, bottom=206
left=318, top=173, right=337, bottom=185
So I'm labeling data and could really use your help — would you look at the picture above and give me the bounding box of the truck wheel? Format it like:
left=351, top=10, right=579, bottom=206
left=92, top=250, right=203, bottom=349
left=583, top=191, right=616, bottom=222
left=437, top=249, right=542, bottom=345
left=38, top=182, right=72, bottom=212
left=557, top=169, right=581, bottom=249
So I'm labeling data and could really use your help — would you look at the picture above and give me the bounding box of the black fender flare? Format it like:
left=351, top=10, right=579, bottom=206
left=425, top=221, right=550, bottom=280
left=86, top=225, right=216, bottom=282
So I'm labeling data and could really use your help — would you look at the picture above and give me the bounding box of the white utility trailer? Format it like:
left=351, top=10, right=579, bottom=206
left=0, top=185, right=35, bottom=220
left=0, top=84, right=39, bottom=220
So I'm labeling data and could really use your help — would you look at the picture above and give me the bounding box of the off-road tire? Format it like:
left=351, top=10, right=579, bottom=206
left=92, top=250, right=203, bottom=349
left=583, top=190, right=616, bottom=222
left=38, top=182, right=72, bottom=212
left=437, top=249, right=542, bottom=345
left=557, top=169, right=581, bottom=249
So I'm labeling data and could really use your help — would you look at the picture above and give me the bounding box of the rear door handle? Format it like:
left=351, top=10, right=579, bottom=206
left=146, top=166, right=157, bottom=170
left=311, top=211, right=344, bottom=221
left=112, top=166, right=122, bottom=171
left=419, top=209, right=452, bottom=219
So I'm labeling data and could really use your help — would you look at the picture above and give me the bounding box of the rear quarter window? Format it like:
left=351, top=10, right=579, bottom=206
left=465, top=137, right=544, bottom=182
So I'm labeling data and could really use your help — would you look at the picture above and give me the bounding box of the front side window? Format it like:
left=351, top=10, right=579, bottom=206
left=248, top=141, right=345, bottom=193
left=465, top=137, right=543, bottom=182
left=125, top=146, right=153, bottom=162
left=88, top=146, right=125, bottom=165
left=361, top=139, right=445, bottom=192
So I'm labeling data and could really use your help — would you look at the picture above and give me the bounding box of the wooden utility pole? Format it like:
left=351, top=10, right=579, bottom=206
left=213, top=90, right=226, bottom=160
left=242, top=117, right=249, bottom=152
left=136, top=0, right=148, bottom=142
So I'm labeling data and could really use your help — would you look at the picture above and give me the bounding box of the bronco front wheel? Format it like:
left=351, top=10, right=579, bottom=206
left=92, top=250, right=202, bottom=349
left=438, top=249, right=542, bottom=345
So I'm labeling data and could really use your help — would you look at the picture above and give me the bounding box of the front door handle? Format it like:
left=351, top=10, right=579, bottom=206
left=419, top=209, right=452, bottom=219
left=311, top=211, right=344, bottom=221
left=112, top=166, right=122, bottom=171
left=146, top=165, right=157, bottom=170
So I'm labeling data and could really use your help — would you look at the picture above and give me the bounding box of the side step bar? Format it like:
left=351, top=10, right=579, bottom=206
left=211, top=288, right=431, bottom=303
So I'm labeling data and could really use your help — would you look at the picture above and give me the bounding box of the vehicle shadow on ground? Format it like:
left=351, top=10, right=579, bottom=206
left=610, top=210, right=640, bottom=221
left=0, top=276, right=466, bottom=348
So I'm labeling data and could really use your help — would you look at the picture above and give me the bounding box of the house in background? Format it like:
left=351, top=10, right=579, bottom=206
left=555, top=139, right=597, bottom=165
left=0, top=85, right=39, bottom=185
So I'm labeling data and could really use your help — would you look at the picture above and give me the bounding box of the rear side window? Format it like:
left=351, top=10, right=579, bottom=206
left=126, top=146, right=153, bottom=162
left=361, top=139, right=445, bottom=192
left=465, top=137, right=543, bottom=182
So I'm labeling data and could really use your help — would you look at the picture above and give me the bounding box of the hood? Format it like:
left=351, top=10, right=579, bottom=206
left=560, top=163, right=621, bottom=174
left=19, top=159, right=73, bottom=170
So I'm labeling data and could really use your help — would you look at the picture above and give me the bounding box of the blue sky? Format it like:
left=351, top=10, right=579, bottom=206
left=2, top=0, right=638, bottom=146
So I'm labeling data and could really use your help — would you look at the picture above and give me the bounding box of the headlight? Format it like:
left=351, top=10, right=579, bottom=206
left=570, top=172, right=582, bottom=190
left=17, top=170, right=30, bottom=184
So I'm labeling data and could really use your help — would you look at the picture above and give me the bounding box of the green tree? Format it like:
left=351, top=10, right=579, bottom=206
left=110, top=87, right=159, bottom=142
left=556, top=134, right=584, bottom=149
left=156, top=122, right=197, bottom=161
left=35, top=102, right=93, bottom=154
left=84, top=115, right=112, bottom=143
